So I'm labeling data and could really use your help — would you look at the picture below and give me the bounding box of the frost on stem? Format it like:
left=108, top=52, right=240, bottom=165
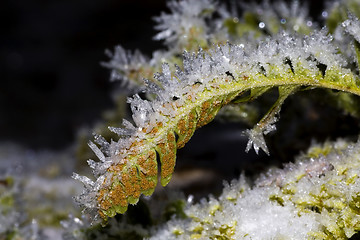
left=244, top=86, right=298, bottom=155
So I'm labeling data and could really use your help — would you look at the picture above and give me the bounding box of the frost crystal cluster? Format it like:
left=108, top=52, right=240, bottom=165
left=74, top=0, right=360, bottom=234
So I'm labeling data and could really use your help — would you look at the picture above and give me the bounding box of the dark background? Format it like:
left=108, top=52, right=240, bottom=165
left=1, top=0, right=167, bottom=149
left=1, top=0, right=326, bottom=150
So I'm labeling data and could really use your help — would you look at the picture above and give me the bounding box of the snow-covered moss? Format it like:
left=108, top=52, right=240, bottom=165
left=0, top=144, right=82, bottom=240
left=148, top=138, right=360, bottom=240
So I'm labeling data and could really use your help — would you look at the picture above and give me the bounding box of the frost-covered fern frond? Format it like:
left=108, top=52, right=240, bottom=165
left=100, top=0, right=317, bottom=92
left=74, top=16, right=360, bottom=219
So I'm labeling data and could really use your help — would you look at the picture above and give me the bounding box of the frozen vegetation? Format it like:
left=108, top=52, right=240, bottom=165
left=75, top=0, right=360, bottom=221
left=148, top=139, right=360, bottom=239
left=2, top=0, right=360, bottom=239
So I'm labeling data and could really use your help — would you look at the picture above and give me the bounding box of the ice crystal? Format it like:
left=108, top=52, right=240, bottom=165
left=101, top=45, right=149, bottom=90
left=153, top=0, right=217, bottom=51
left=343, top=14, right=360, bottom=42
left=244, top=120, right=276, bottom=155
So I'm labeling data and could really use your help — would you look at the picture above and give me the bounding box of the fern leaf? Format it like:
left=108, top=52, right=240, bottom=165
left=75, top=30, right=360, bottom=220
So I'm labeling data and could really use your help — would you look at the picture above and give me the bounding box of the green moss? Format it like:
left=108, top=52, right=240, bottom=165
left=0, top=194, right=14, bottom=208
left=269, top=194, right=285, bottom=206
